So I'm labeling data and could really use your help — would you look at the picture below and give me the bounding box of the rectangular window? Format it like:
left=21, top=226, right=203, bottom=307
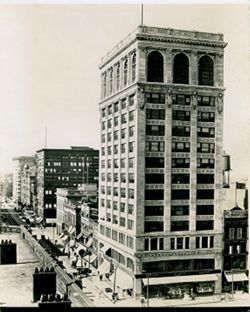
left=145, top=221, right=164, bottom=232
left=114, top=102, right=119, bottom=112
left=145, top=189, right=164, bottom=200
left=128, top=219, right=134, bottom=230
left=197, top=174, right=214, bottom=184
left=171, top=205, right=189, bottom=216
left=197, top=158, right=215, bottom=168
left=172, top=110, right=190, bottom=121
left=129, top=126, right=134, bottom=137
left=172, top=158, right=190, bottom=168
left=145, top=174, right=164, bottom=184
left=171, top=221, right=189, bottom=231
left=120, top=202, right=125, bottom=213
left=171, top=190, right=189, bottom=200
left=202, top=236, right=208, bottom=248
left=146, top=125, right=165, bottom=136
left=121, top=99, right=126, bottom=109
left=172, top=94, right=190, bottom=105
left=145, top=206, right=164, bottom=216
left=236, top=228, right=242, bottom=239
left=145, top=157, right=164, bottom=168
left=121, top=173, right=126, bottom=183
left=197, top=190, right=214, bottom=199
left=129, top=111, right=134, bottom=122
left=146, top=141, right=165, bottom=152
left=146, top=109, right=165, bottom=120
left=114, top=116, right=119, bottom=126
left=172, top=142, right=190, bottom=152
left=196, top=205, right=214, bottom=215
left=129, top=173, right=134, bottom=183
left=229, top=228, right=235, bottom=239
left=114, top=131, right=118, bottom=140
left=196, top=221, right=214, bottom=231
left=172, top=126, right=190, bottom=137
left=121, top=128, right=126, bottom=139
left=198, top=96, right=215, bottom=107
left=145, top=92, right=165, bottom=104
left=119, top=217, right=126, bottom=227
left=128, top=204, right=134, bottom=215
left=129, top=158, right=134, bottom=168
left=177, top=237, right=183, bottom=249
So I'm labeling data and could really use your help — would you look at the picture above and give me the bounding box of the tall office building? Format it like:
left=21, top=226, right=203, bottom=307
left=98, top=25, right=227, bottom=298
left=36, top=146, right=99, bottom=222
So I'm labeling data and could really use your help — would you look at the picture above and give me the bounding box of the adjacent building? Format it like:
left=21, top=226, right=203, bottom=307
left=98, top=25, right=227, bottom=298
left=12, top=156, right=36, bottom=209
left=36, top=146, right=99, bottom=222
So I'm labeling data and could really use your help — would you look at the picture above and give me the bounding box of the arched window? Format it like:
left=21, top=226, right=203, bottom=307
left=199, top=55, right=214, bottom=86
left=124, top=59, right=128, bottom=87
left=103, top=72, right=107, bottom=97
left=109, top=68, right=113, bottom=94
left=173, top=53, right=189, bottom=84
left=131, top=53, right=136, bottom=82
left=116, top=63, right=120, bottom=91
left=147, top=51, right=164, bottom=83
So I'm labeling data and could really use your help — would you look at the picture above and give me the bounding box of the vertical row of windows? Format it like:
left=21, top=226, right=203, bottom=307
left=102, top=52, right=136, bottom=98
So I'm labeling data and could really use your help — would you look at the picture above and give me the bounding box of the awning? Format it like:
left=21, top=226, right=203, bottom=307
left=36, top=217, right=43, bottom=224
left=90, top=254, right=98, bottom=264
left=83, top=254, right=98, bottom=264
left=76, top=232, right=85, bottom=240
left=59, top=232, right=65, bottom=239
left=98, top=259, right=111, bottom=275
left=110, top=268, right=134, bottom=289
left=99, top=245, right=110, bottom=255
left=225, top=272, right=249, bottom=282
left=85, top=236, right=93, bottom=248
left=68, top=226, right=75, bottom=235
left=142, top=274, right=218, bottom=286
left=62, top=235, right=70, bottom=243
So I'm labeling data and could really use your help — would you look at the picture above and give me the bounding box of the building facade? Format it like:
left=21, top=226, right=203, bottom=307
left=223, top=206, right=248, bottom=293
left=12, top=156, right=36, bottom=209
left=36, top=146, right=99, bottom=221
left=97, top=25, right=227, bottom=298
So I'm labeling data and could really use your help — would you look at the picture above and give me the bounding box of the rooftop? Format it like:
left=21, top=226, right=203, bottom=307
left=0, top=233, right=40, bottom=307
left=100, top=25, right=226, bottom=68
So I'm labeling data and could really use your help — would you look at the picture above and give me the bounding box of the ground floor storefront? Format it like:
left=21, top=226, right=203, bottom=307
left=140, top=274, right=219, bottom=299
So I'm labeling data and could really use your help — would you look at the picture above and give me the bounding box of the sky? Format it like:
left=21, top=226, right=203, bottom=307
left=0, top=2, right=249, bottom=182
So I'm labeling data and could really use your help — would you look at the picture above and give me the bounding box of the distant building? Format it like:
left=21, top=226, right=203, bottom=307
left=56, top=187, right=83, bottom=240
left=222, top=182, right=249, bottom=293
left=20, top=163, right=37, bottom=210
left=12, top=156, right=36, bottom=209
left=36, top=146, right=99, bottom=222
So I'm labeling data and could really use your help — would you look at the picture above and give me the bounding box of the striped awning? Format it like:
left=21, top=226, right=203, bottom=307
left=225, top=272, right=248, bottom=282
left=85, top=236, right=93, bottom=248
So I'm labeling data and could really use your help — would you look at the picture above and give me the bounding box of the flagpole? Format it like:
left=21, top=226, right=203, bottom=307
left=235, top=182, right=238, bottom=207
left=141, top=3, right=144, bottom=26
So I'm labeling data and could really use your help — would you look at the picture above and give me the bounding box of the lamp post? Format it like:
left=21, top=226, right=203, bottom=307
left=147, top=273, right=149, bottom=307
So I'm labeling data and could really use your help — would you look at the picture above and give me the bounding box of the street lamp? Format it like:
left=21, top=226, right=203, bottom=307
left=142, top=270, right=150, bottom=307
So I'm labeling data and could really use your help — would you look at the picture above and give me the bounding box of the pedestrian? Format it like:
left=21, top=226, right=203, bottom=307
left=99, top=274, right=103, bottom=281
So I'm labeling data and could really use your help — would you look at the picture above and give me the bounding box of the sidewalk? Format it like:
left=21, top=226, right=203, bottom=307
left=30, top=226, right=250, bottom=307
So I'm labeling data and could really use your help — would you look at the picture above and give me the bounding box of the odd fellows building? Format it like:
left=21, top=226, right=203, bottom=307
left=36, top=146, right=99, bottom=223
left=98, top=25, right=227, bottom=299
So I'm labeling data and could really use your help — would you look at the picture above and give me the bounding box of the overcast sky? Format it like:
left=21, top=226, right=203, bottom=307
left=0, top=2, right=249, bottom=182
